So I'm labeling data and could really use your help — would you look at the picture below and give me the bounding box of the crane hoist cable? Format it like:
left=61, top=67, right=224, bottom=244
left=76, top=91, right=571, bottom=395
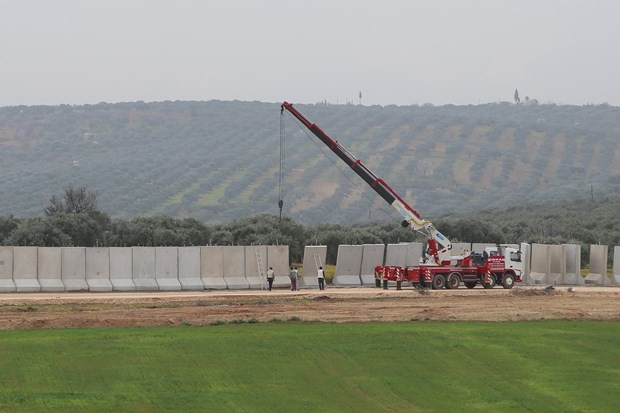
left=278, top=108, right=285, bottom=222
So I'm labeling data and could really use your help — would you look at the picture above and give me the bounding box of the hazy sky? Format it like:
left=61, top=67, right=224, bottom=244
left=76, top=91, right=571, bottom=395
left=1, top=0, right=618, bottom=107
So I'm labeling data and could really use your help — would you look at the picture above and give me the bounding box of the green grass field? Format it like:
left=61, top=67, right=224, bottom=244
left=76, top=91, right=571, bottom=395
left=1, top=321, right=619, bottom=412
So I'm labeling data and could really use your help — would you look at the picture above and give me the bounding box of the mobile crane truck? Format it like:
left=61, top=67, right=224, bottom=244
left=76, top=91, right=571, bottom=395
left=280, top=101, right=523, bottom=289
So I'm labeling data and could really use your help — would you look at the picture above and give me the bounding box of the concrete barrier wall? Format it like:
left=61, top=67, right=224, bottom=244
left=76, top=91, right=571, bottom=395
left=563, top=244, right=583, bottom=285
left=223, top=246, right=248, bottom=289
left=201, top=246, right=227, bottom=289
left=385, top=243, right=407, bottom=267
left=86, top=248, right=112, bottom=292
left=267, top=245, right=290, bottom=288
left=245, top=246, right=267, bottom=289
left=13, top=247, right=40, bottom=292
left=301, top=245, right=326, bottom=288
left=520, top=243, right=531, bottom=284
left=548, top=245, right=564, bottom=285
left=586, top=245, right=609, bottom=285
left=614, top=246, right=620, bottom=285
left=334, top=245, right=362, bottom=286
left=132, top=247, right=158, bottom=291
left=178, top=247, right=204, bottom=290
left=155, top=247, right=181, bottom=291
left=38, top=247, right=64, bottom=292
left=529, top=244, right=549, bottom=285
left=360, top=244, right=385, bottom=285
left=110, top=247, right=135, bottom=291
left=451, top=242, right=471, bottom=257
left=0, top=247, right=16, bottom=292
left=61, top=247, right=88, bottom=291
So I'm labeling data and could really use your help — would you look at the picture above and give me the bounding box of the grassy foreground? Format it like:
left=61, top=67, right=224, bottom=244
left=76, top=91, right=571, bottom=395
left=1, top=321, right=619, bottom=412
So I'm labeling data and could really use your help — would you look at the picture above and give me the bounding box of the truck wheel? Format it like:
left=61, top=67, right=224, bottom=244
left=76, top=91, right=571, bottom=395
left=431, top=274, right=445, bottom=290
left=465, top=281, right=476, bottom=289
left=502, top=273, right=515, bottom=289
left=482, top=274, right=496, bottom=289
left=446, top=273, right=460, bottom=289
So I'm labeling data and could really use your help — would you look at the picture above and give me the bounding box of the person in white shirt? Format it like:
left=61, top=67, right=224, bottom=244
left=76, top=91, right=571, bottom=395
left=266, top=267, right=275, bottom=291
left=317, top=266, right=325, bottom=290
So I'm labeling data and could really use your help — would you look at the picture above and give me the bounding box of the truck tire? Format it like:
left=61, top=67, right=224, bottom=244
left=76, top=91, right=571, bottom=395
left=431, top=274, right=445, bottom=290
left=482, top=274, right=496, bottom=289
left=464, top=281, right=477, bottom=289
left=502, top=273, right=515, bottom=289
left=446, top=272, right=460, bottom=289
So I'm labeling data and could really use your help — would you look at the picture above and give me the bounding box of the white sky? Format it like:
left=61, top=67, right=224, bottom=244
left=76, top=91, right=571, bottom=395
left=1, top=0, right=618, bottom=107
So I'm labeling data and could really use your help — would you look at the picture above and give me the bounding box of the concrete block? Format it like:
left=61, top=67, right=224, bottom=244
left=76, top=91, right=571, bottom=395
left=13, top=247, right=40, bottom=292
left=155, top=247, right=181, bottom=291
left=201, top=246, right=227, bottom=289
left=85, top=248, right=112, bottom=292
left=38, top=247, right=65, bottom=292
left=613, top=246, right=620, bottom=285
left=385, top=243, right=407, bottom=267
left=0, top=247, right=16, bottom=292
left=245, top=246, right=268, bottom=289
left=334, top=245, right=362, bottom=286
left=451, top=242, right=471, bottom=258
left=132, top=247, right=158, bottom=291
left=585, top=245, right=609, bottom=285
left=301, top=245, right=327, bottom=288
left=61, top=247, right=88, bottom=291
left=223, top=246, right=248, bottom=289
left=178, top=247, right=204, bottom=290
left=109, top=247, right=135, bottom=291
left=360, top=244, right=385, bottom=285
left=267, top=245, right=290, bottom=288
left=529, top=244, right=549, bottom=285
left=547, top=245, right=564, bottom=285
left=520, top=243, right=531, bottom=284
left=562, top=244, right=583, bottom=285
left=471, top=243, right=497, bottom=254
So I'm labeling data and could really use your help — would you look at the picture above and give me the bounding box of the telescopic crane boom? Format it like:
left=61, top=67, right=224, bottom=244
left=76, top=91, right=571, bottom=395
left=281, top=101, right=452, bottom=265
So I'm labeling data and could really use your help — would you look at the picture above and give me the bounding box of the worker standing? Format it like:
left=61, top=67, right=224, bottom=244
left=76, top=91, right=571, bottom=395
left=266, top=267, right=275, bottom=291
left=289, top=266, right=299, bottom=291
left=317, top=266, right=326, bottom=290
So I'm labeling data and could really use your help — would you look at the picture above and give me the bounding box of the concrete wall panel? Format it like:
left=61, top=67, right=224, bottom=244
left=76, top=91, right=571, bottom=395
left=614, top=246, right=620, bottom=285
left=472, top=243, right=496, bottom=254
left=110, top=247, right=135, bottom=291
left=223, top=246, right=248, bottom=289
left=201, top=246, right=227, bottom=289
left=85, top=248, right=112, bottom=291
left=267, top=245, right=290, bottom=288
left=520, top=243, right=531, bottom=284
left=0, top=247, right=15, bottom=292
left=529, top=244, right=549, bottom=285
left=155, top=247, right=181, bottom=291
left=132, top=247, right=158, bottom=291
left=178, top=247, right=204, bottom=290
left=562, top=244, right=583, bottom=285
left=334, top=245, right=362, bottom=286
left=585, top=245, right=609, bottom=285
left=61, top=247, right=88, bottom=291
left=548, top=245, right=565, bottom=285
left=451, top=242, right=471, bottom=258
left=405, top=243, right=424, bottom=267
left=360, top=244, right=385, bottom=285
left=301, top=245, right=327, bottom=288
left=13, top=247, right=40, bottom=292
left=245, top=246, right=267, bottom=289
left=38, top=247, right=64, bottom=292
left=385, top=244, right=407, bottom=267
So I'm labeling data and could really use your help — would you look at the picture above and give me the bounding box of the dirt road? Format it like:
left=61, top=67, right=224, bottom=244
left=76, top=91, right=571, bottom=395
left=0, top=286, right=618, bottom=330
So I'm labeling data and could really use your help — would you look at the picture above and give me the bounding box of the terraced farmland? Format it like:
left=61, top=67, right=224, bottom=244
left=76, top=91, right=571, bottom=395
left=1, top=100, right=619, bottom=224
